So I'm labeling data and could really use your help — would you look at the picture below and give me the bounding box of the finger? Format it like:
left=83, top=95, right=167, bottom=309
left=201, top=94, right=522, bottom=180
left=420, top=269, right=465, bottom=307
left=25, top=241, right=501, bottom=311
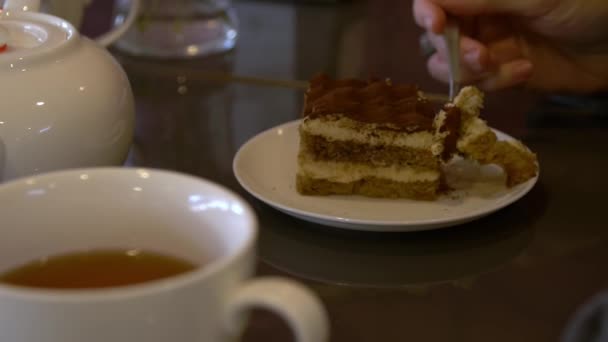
left=487, top=36, right=524, bottom=64
left=427, top=32, right=491, bottom=72
left=427, top=53, right=490, bottom=84
left=426, top=0, right=548, bottom=16
left=413, top=0, right=447, bottom=33
left=477, top=59, right=534, bottom=91
left=477, top=16, right=512, bottom=42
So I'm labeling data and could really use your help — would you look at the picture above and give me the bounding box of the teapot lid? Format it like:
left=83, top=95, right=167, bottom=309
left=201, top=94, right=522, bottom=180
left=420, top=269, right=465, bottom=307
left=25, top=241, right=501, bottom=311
left=0, top=10, right=77, bottom=63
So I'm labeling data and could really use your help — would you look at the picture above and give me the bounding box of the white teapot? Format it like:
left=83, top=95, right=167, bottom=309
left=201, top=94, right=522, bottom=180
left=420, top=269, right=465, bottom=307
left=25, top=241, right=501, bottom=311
left=0, top=0, right=140, bottom=181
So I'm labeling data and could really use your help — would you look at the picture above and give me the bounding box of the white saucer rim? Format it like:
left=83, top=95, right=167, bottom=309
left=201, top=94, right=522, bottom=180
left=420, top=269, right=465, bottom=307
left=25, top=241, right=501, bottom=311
left=233, top=119, right=539, bottom=229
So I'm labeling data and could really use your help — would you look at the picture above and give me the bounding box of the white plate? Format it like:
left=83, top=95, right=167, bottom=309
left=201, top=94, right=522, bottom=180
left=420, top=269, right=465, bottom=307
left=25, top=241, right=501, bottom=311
left=233, top=120, right=538, bottom=232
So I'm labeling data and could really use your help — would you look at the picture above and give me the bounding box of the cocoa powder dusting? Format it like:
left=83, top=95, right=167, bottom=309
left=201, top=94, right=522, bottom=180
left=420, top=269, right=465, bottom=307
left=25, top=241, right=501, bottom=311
left=303, top=74, right=436, bottom=132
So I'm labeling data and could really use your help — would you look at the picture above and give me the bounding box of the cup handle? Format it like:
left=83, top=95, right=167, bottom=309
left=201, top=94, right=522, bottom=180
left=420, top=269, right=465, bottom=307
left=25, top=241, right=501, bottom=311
left=95, top=0, right=141, bottom=48
left=223, top=277, right=329, bottom=342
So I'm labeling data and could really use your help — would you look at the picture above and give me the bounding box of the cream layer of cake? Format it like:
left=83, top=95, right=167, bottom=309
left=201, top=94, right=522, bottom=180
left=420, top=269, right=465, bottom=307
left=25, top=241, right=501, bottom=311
left=298, top=152, right=440, bottom=184
left=300, top=115, right=435, bottom=149
left=299, top=114, right=443, bottom=170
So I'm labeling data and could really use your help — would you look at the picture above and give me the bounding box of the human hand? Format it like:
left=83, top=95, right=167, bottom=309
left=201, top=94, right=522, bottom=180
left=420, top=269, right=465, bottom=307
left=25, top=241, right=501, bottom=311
left=413, top=0, right=608, bottom=93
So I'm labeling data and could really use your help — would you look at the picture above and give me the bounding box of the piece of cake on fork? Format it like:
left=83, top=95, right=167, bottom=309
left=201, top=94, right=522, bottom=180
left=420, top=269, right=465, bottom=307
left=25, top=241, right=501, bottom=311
left=450, top=86, right=538, bottom=187
left=295, top=74, right=538, bottom=200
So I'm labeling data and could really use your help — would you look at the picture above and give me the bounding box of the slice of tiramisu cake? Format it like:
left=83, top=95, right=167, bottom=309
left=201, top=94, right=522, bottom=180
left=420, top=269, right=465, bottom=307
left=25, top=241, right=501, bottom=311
left=296, top=74, right=538, bottom=200
left=296, top=74, right=460, bottom=200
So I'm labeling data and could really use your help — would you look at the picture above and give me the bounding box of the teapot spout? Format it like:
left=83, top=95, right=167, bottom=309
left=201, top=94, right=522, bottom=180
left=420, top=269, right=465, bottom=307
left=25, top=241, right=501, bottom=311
left=3, top=0, right=40, bottom=12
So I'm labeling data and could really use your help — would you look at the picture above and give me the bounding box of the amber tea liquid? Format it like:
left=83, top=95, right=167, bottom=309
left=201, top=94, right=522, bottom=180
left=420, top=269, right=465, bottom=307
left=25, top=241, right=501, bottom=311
left=0, top=249, right=198, bottom=289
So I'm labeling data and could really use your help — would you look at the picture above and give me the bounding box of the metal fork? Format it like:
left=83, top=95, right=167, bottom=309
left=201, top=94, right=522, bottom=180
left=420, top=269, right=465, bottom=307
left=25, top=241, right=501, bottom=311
left=444, top=16, right=461, bottom=101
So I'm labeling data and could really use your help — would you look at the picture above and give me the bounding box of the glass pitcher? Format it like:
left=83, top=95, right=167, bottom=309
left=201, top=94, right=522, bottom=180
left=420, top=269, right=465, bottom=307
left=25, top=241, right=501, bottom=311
left=112, top=0, right=238, bottom=58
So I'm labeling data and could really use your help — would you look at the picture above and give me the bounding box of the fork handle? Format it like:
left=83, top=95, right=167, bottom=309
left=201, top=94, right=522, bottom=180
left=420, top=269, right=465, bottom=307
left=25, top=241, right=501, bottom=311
left=444, top=16, right=461, bottom=101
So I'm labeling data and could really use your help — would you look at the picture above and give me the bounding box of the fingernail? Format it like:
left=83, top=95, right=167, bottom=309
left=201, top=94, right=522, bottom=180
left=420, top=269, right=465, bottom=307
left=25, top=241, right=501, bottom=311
left=512, top=60, right=533, bottom=80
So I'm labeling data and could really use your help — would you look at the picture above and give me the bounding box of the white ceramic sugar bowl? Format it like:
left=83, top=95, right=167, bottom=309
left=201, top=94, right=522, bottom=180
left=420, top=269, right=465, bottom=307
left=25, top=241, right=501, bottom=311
left=0, top=0, right=140, bottom=181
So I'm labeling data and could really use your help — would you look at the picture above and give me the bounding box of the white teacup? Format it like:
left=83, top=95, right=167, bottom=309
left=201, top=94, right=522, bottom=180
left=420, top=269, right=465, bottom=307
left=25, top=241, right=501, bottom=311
left=0, top=168, right=328, bottom=342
